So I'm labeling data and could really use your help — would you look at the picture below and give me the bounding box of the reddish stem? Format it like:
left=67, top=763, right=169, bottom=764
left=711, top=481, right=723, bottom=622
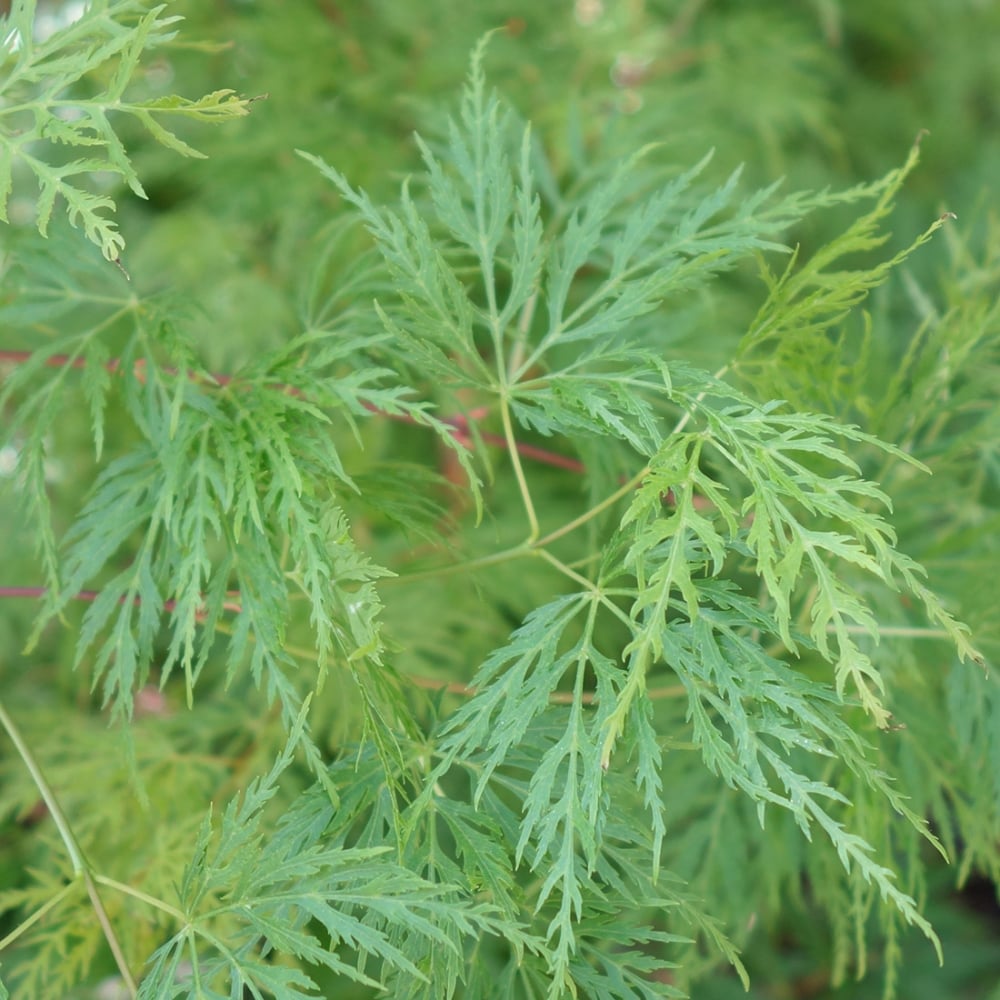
left=0, top=586, right=242, bottom=617
left=0, top=588, right=685, bottom=705
left=0, top=350, right=584, bottom=473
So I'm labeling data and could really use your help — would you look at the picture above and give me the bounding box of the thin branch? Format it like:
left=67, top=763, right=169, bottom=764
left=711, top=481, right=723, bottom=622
left=499, top=392, right=540, bottom=541
left=0, top=881, right=78, bottom=951
left=0, top=699, right=138, bottom=997
left=0, top=350, right=585, bottom=474
left=406, top=668, right=685, bottom=704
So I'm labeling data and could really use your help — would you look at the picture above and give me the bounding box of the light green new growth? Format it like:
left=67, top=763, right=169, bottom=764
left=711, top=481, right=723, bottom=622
left=0, top=0, right=253, bottom=263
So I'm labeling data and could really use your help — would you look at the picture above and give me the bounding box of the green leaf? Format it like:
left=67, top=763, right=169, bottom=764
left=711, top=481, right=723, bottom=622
left=0, top=3, right=252, bottom=258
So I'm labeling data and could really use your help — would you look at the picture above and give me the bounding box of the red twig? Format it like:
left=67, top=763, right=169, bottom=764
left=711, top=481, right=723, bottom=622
left=0, top=350, right=584, bottom=474
left=0, top=588, right=685, bottom=705
left=0, top=586, right=242, bottom=617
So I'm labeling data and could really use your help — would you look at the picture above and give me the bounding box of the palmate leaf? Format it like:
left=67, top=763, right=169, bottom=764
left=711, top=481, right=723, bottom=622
left=300, top=36, right=951, bottom=476
left=298, top=148, right=493, bottom=390
left=300, top=33, right=543, bottom=402
left=734, top=137, right=956, bottom=408
left=1, top=230, right=471, bottom=813
left=506, top=139, right=933, bottom=395
left=2, top=281, right=485, bottom=830
left=414, top=32, right=543, bottom=346
left=138, top=709, right=538, bottom=1000
left=411, top=578, right=694, bottom=994
left=658, top=583, right=941, bottom=947
left=511, top=357, right=675, bottom=456
left=414, top=595, right=637, bottom=990
left=601, top=409, right=962, bottom=948
left=296, top=748, right=525, bottom=947
left=133, top=710, right=490, bottom=1000
left=466, top=744, right=724, bottom=999
left=503, top=155, right=972, bottom=455
left=432, top=797, right=520, bottom=917
left=24, top=320, right=419, bottom=739
left=512, top=154, right=786, bottom=383
left=0, top=1, right=253, bottom=260
left=569, top=924, right=687, bottom=1000
left=423, top=372, right=973, bottom=982
left=698, top=402, right=981, bottom=711
left=432, top=593, right=601, bottom=798
left=305, top=43, right=990, bottom=990
left=610, top=382, right=981, bottom=733
left=301, top=43, right=730, bottom=423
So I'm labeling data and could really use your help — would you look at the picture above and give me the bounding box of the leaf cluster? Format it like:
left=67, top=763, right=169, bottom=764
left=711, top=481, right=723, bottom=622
left=1, top=5, right=999, bottom=1000
left=1, top=0, right=252, bottom=262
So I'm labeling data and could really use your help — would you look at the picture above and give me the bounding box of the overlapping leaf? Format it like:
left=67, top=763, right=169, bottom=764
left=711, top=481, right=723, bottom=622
left=136, top=712, right=539, bottom=1000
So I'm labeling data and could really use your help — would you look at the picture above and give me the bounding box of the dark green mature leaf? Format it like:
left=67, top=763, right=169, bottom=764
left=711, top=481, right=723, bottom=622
left=135, top=706, right=538, bottom=999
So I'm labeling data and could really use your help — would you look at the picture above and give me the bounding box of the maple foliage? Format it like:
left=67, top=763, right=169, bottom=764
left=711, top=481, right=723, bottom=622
left=1, top=3, right=998, bottom=999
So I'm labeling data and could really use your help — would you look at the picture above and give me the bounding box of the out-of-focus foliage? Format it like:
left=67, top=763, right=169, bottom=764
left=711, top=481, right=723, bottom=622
left=1, top=2, right=998, bottom=998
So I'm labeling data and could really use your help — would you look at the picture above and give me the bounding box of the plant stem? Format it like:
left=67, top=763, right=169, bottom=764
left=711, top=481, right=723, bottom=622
left=0, top=701, right=87, bottom=876
left=93, top=876, right=188, bottom=923
left=499, top=394, right=540, bottom=541
left=84, top=879, right=138, bottom=997
left=535, top=466, right=648, bottom=548
left=385, top=542, right=537, bottom=586
left=0, top=882, right=78, bottom=950
left=0, top=699, right=139, bottom=998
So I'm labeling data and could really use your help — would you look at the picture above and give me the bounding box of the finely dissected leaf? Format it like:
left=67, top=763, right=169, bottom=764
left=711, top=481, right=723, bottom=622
left=127, top=90, right=253, bottom=159
left=16, top=315, right=424, bottom=752
left=511, top=359, right=674, bottom=456
left=0, top=1, right=253, bottom=259
left=735, top=139, right=955, bottom=403
left=700, top=404, right=979, bottom=714
left=431, top=797, right=519, bottom=916
left=662, top=585, right=940, bottom=942
left=2, top=16, right=996, bottom=1000
left=293, top=36, right=985, bottom=996
left=421, top=611, right=604, bottom=981
left=433, top=593, right=594, bottom=796
left=136, top=710, right=538, bottom=1000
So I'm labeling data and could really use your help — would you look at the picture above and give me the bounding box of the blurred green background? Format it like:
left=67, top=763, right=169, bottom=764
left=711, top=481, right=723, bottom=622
left=2, top=2, right=999, bottom=997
